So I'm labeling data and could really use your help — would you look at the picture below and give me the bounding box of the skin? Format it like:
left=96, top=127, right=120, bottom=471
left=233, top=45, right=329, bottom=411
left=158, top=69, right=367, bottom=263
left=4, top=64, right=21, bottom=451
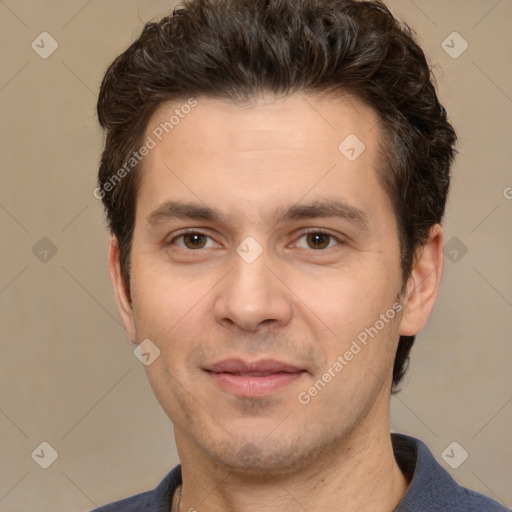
left=108, top=93, right=444, bottom=511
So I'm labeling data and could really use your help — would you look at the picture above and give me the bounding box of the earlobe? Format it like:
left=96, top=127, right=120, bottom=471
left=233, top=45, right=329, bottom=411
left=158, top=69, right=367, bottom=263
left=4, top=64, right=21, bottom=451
left=399, top=225, right=444, bottom=336
left=108, top=237, right=138, bottom=343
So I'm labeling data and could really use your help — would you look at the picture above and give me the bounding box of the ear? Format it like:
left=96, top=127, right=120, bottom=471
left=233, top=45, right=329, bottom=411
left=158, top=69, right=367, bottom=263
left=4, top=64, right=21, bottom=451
left=399, top=224, right=444, bottom=336
left=108, top=236, right=137, bottom=343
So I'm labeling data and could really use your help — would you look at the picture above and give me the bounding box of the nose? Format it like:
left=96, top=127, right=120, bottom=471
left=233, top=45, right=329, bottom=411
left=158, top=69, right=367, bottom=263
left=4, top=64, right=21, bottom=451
left=214, top=248, right=293, bottom=332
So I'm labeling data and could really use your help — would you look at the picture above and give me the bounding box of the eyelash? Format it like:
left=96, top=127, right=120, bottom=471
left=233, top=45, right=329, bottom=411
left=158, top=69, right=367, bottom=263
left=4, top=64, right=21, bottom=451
left=168, top=229, right=345, bottom=251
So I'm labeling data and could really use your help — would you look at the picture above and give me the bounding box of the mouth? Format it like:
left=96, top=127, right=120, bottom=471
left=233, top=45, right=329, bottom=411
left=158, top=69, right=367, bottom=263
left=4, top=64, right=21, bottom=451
left=204, top=358, right=307, bottom=398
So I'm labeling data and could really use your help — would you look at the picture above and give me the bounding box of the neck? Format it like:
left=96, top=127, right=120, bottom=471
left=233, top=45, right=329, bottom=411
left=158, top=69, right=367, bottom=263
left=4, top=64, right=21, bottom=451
left=174, top=413, right=409, bottom=511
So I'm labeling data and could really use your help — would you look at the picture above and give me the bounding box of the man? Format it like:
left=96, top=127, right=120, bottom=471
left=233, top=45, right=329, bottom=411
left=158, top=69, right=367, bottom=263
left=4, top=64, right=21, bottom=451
left=92, top=0, right=507, bottom=510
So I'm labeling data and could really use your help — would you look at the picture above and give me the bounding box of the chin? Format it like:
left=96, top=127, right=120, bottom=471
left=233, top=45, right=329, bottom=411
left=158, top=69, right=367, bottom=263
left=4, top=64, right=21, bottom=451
left=196, top=428, right=330, bottom=475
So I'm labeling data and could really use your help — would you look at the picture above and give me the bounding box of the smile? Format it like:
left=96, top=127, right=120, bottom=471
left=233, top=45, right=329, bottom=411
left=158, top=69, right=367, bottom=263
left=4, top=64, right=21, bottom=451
left=204, top=358, right=307, bottom=398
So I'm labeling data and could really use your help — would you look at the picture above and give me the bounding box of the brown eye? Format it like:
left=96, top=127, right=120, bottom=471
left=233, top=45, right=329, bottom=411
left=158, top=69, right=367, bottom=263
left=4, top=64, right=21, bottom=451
left=306, top=232, right=331, bottom=249
left=182, top=233, right=208, bottom=249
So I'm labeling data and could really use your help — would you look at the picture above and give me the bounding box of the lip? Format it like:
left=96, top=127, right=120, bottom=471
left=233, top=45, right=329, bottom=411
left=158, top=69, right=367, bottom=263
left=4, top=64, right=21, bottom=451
left=204, top=358, right=307, bottom=398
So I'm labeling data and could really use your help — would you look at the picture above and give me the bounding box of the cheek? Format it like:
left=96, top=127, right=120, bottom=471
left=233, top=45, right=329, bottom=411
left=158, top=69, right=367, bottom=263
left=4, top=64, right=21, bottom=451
left=130, top=254, right=207, bottom=338
left=288, top=262, right=397, bottom=340
left=130, top=266, right=209, bottom=414
left=129, top=258, right=219, bottom=392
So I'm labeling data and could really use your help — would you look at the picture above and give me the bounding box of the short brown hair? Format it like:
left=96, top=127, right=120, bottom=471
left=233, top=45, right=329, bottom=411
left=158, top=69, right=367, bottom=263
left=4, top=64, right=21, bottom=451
left=96, top=0, right=457, bottom=390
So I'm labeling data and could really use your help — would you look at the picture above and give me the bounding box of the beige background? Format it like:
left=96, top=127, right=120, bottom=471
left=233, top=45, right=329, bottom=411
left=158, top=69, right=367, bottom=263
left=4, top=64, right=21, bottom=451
left=1, top=0, right=511, bottom=510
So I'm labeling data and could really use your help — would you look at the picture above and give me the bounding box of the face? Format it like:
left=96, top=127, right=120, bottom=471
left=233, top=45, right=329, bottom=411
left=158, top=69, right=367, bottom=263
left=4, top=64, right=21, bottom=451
left=110, top=93, right=438, bottom=473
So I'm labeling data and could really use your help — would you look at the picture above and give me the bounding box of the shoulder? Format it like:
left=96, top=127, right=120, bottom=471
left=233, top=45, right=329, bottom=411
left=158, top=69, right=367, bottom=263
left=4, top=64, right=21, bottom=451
left=90, top=465, right=182, bottom=512
left=392, top=434, right=508, bottom=511
left=456, top=487, right=510, bottom=511
left=90, top=490, right=152, bottom=512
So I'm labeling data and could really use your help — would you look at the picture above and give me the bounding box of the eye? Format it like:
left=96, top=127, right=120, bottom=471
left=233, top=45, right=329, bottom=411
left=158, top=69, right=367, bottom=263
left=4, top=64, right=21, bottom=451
left=295, top=231, right=341, bottom=250
left=171, top=231, right=218, bottom=250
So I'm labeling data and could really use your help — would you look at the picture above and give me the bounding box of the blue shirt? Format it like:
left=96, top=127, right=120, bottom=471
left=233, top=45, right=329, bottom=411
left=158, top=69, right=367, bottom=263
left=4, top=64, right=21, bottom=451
left=91, top=434, right=508, bottom=511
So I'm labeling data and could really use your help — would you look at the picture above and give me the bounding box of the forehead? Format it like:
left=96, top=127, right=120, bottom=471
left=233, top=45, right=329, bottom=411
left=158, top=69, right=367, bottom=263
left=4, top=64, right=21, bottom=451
left=146, top=92, right=379, bottom=163
left=135, top=93, right=390, bottom=227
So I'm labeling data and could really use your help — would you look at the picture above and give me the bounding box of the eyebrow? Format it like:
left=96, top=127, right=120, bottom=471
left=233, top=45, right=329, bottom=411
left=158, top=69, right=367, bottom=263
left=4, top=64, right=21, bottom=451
left=146, top=199, right=369, bottom=230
